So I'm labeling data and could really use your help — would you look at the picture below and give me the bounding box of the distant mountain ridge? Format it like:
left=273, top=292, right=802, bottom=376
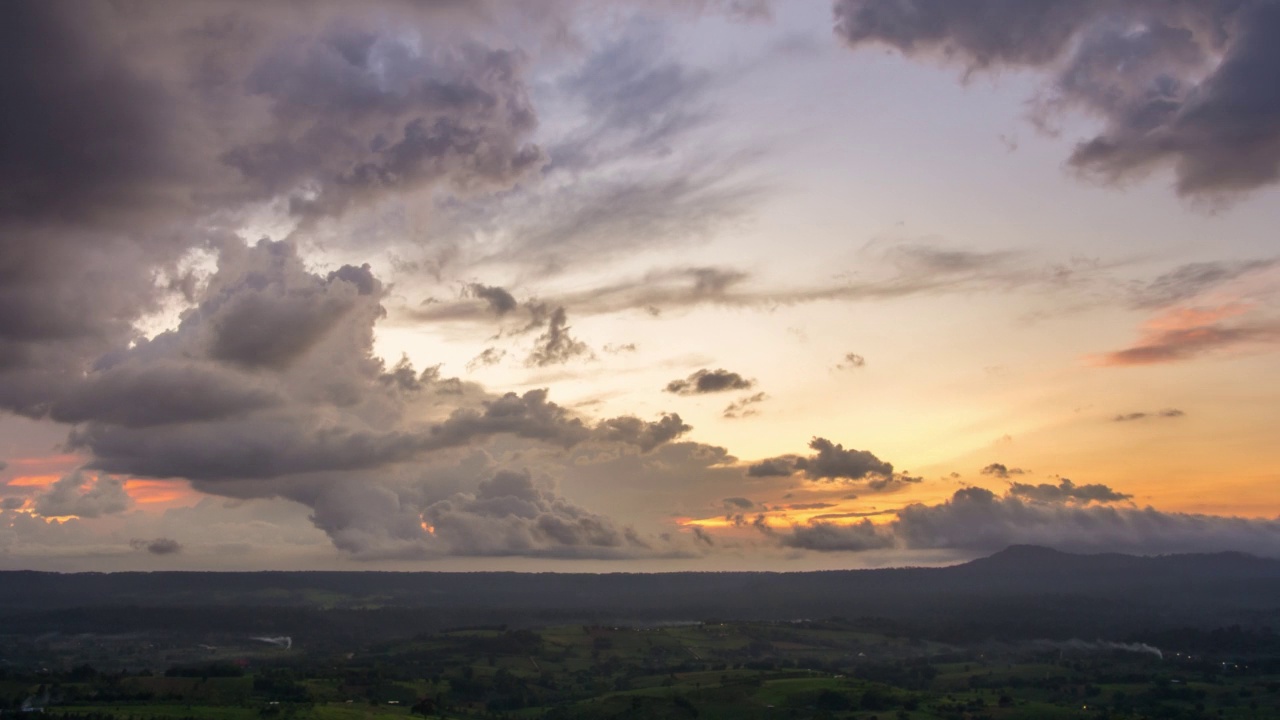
left=2, top=546, right=1278, bottom=641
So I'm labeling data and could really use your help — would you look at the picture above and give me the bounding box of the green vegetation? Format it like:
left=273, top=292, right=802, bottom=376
left=4, top=619, right=1280, bottom=720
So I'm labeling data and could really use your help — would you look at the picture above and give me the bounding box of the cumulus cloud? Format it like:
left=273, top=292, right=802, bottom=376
left=1008, top=478, right=1132, bottom=505
left=593, top=413, right=692, bottom=453
left=744, top=438, right=916, bottom=498
left=980, top=463, right=1026, bottom=479
left=33, top=471, right=131, bottom=519
left=665, top=368, right=755, bottom=395
left=775, top=482, right=1280, bottom=556
left=421, top=470, right=659, bottom=558
left=780, top=519, right=894, bottom=552
left=798, top=437, right=894, bottom=481
left=833, top=0, right=1280, bottom=199
left=130, top=537, right=183, bottom=555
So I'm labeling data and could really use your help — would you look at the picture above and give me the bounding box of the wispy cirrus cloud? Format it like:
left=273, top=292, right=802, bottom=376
left=1092, top=303, right=1280, bottom=366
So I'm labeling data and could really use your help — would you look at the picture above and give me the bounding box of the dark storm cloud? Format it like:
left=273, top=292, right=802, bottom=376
left=0, top=2, right=183, bottom=224
left=980, top=463, right=1026, bottom=479
left=49, top=362, right=282, bottom=428
left=525, top=307, right=593, bottom=367
left=225, top=36, right=544, bottom=220
left=0, top=1, right=545, bottom=420
left=32, top=471, right=131, bottom=519
left=0, top=498, right=24, bottom=511
left=723, top=392, right=767, bottom=419
left=1114, top=409, right=1185, bottom=422
left=833, top=0, right=1280, bottom=199
left=665, top=368, right=755, bottom=395
left=130, top=537, right=183, bottom=555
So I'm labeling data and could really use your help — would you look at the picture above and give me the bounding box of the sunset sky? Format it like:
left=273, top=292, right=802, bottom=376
left=3, top=0, right=1280, bottom=570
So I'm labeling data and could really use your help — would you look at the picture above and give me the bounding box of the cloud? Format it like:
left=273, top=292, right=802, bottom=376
left=130, top=537, right=183, bottom=555
left=745, top=438, right=914, bottom=496
left=723, top=497, right=754, bottom=509
left=1130, top=260, right=1279, bottom=309
left=980, top=463, right=1026, bottom=479
left=723, top=392, right=767, bottom=419
left=1, top=498, right=25, bottom=511
left=665, top=368, right=755, bottom=395
left=1007, top=478, right=1132, bottom=505
left=833, top=0, right=1280, bottom=199
left=33, top=470, right=131, bottom=519
left=402, top=243, right=1070, bottom=330
left=421, top=470, right=657, bottom=558
left=778, top=485, right=1280, bottom=556
left=793, top=437, right=894, bottom=482
left=593, top=413, right=692, bottom=453
left=835, top=353, right=865, bottom=370
left=403, top=21, right=767, bottom=279
left=467, top=347, right=507, bottom=370
left=746, top=457, right=797, bottom=477
left=780, top=518, right=895, bottom=552
left=1094, top=304, right=1280, bottom=366
left=466, top=284, right=519, bottom=317
left=1114, top=409, right=1186, bottom=422
left=0, top=0, right=550, bottom=413
left=525, top=307, right=592, bottom=367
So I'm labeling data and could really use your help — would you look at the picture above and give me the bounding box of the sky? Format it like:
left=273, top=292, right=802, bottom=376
left=3, top=0, right=1280, bottom=571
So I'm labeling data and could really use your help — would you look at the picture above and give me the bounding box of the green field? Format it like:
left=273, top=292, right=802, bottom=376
left=4, top=620, right=1278, bottom=719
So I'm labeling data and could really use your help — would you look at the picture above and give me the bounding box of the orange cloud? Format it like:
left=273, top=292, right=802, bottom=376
left=123, top=479, right=197, bottom=506
left=6, top=454, right=82, bottom=469
left=1092, top=303, right=1280, bottom=366
left=7, top=474, right=59, bottom=488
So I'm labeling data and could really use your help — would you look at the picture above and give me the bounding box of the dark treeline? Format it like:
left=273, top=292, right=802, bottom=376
left=2, top=546, right=1279, bottom=644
